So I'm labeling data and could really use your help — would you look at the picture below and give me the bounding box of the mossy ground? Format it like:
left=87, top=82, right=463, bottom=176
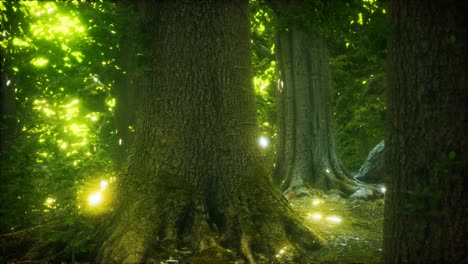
left=290, top=194, right=384, bottom=264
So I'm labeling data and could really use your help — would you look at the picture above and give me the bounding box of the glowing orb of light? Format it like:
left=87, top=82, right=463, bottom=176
left=88, top=191, right=103, bottom=206
left=380, top=186, right=386, bottom=193
left=100, top=180, right=109, bottom=191
left=258, top=136, right=270, bottom=148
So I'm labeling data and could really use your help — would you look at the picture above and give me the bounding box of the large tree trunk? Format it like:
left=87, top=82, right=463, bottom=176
left=271, top=1, right=355, bottom=198
left=97, top=1, right=322, bottom=263
left=383, top=1, right=467, bottom=263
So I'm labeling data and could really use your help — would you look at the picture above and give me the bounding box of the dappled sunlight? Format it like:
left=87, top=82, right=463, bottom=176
left=43, top=197, right=57, bottom=209
left=67, top=123, right=89, bottom=137
left=30, top=13, right=85, bottom=41
left=30, top=57, right=49, bottom=67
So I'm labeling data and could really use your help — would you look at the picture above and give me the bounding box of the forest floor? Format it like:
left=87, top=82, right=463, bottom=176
left=291, top=194, right=384, bottom=264
left=1, top=194, right=384, bottom=264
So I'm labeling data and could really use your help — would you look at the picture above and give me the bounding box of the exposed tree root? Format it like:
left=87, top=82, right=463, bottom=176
left=97, top=170, right=325, bottom=263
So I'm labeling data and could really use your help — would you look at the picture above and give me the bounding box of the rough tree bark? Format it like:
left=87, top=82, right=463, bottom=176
left=97, top=1, right=323, bottom=263
left=269, top=1, right=356, bottom=198
left=383, top=1, right=467, bottom=263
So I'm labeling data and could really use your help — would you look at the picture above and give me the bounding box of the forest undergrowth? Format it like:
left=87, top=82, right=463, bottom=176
left=1, top=194, right=384, bottom=264
left=291, top=194, right=384, bottom=264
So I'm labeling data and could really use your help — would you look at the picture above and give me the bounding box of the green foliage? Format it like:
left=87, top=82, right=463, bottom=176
left=0, top=1, right=137, bottom=260
left=252, top=0, right=387, bottom=172
left=329, top=0, right=387, bottom=172
left=250, top=1, right=277, bottom=165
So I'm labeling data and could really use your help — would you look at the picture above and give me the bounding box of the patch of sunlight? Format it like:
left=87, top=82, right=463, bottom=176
left=24, top=1, right=56, bottom=17
left=307, top=212, right=323, bottom=220
left=253, top=76, right=269, bottom=93
left=312, top=199, right=324, bottom=206
left=37, top=152, right=49, bottom=157
left=258, top=136, right=270, bottom=148
left=71, top=139, right=87, bottom=148
left=86, top=112, right=99, bottom=122
left=71, top=51, right=84, bottom=63
left=66, top=150, right=78, bottom=157
left=60, top=99, right=79, bottom=120
left=64, top=108, right=79, bottom=120
left=60, top=142, right=68, bottom=149
left=257, top=24, right=265, bottom=34
left=67, top=123, right=89, bottom=137
left=61, top=43, right=70, bottom=51
left=358, top=13, right=364, bottom=25
left=31, top=57, right=49, bottom=67
left=325, top=215, right=342, bottom=224
left=12, top=37, right=31, bottom=47
left=30, top=14, right=85, bottom=40
left=106, top=97, right=116, bottom=111
left=62, top=99, right=79, bottom=108
left=44, top=197, right=56, bottom=208
left=43, top=107, right=56, bottom=116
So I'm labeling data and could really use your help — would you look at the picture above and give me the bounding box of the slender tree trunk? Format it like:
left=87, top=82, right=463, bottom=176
left=271, top=1, right=355, bottom=198
left=383, top=1, right=467, bottom=263
left=97, top=1, right=322, bottom=263
left=0, top=2, right=17, bottom=163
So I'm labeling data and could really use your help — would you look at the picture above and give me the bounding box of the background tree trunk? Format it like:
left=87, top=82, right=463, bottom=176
left=383, top=1, right=467, bottom=263
left=0, top=2, right=18, bottom=165
left=97, top=1, right=323, bottom=263
left=271, top=1, right=355, bottom=198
